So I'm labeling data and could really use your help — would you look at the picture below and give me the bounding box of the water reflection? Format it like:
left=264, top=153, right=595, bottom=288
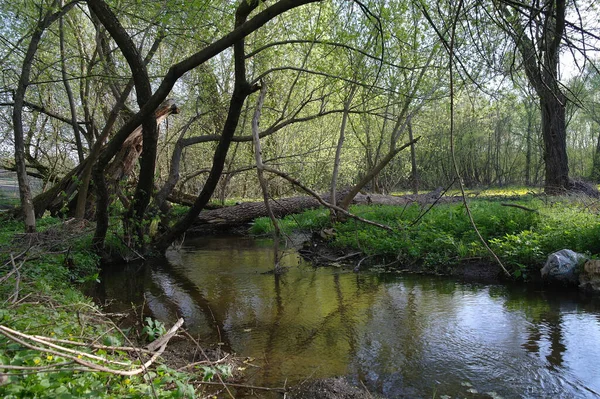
left=98, top=236, right=600, bottom=398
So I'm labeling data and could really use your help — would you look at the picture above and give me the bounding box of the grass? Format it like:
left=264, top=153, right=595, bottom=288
left=251, top=193, right=600, bottom=277
left=249, top=208, right=331, bottom=235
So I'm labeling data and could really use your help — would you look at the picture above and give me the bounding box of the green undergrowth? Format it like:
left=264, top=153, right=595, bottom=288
left=251, top=196, right=600, bottom=277
left=250, top=208, right=331, bottom=235
left=0, top=216, right=209, bottom=398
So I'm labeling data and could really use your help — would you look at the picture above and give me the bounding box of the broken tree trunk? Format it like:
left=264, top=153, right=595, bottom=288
left=105, top=100, right=179, bottom=194
left=25, top=100, right=178, bottom=218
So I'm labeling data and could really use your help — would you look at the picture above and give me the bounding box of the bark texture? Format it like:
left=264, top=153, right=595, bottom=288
left=153, top=0, right=261, bottom=251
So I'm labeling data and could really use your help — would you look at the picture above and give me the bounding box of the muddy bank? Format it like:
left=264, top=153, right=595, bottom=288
left=296, top=232, right=507, bottom=284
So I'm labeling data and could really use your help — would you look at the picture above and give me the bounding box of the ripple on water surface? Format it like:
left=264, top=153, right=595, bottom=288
left=99, top=236, right=600, bottom=398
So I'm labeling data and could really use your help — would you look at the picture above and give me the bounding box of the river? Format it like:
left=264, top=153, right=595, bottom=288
left=97, top=235, right=600, bottom=398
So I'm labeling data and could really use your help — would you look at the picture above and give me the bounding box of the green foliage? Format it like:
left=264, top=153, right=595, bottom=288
left=0, top=217, right=201, bottom=398
left=200, top=365, right=233, bottom=382
left=266, top=197, right=600, bottom=278
left=0, top=295, right=199, bottom=399
left=250, top=208, right=331, bottom=235
left=331, top=200, right=541, bottom=272
left=490, top=202, right=600, bottom=272
left=490, top=230, right=545, bottom=266
left=142, top=317, right=167, bottom=342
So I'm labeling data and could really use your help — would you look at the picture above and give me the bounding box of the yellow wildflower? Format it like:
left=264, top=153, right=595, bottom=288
left=46, top=355, right=53, bottom=361
left=33, top=358, right=41, bottom=365
left=124, top=378, right=131, bottom=385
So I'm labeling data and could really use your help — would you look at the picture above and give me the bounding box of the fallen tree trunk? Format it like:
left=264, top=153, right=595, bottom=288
left=189, top=188, right=451, bottom=230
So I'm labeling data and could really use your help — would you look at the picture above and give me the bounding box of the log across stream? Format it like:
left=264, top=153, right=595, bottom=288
left=188, top=189, right=452, bottom=231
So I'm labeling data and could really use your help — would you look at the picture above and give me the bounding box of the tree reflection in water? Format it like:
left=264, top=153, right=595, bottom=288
left=96, top=237, right=600, bottom=398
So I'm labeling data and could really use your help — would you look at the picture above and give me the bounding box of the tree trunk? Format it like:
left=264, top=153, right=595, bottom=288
left=589, top=129, right=600, bottom=182
left=188, top=189, right=450, bottom=231
left=339, top=137, right=420, bottom=210
left=502, top=0, right=569, bottom=193
left=525, top=106, right=533, bottom=186
left=252, top=83, right=282, bottom=269
left=87, top=0, right=319, bottom=251
left=154, top=115, right=201, bottom=210
left=541, top=94, right=569, bottom=193
left=90, top=0, right=158, bottom=246
left=330, top=85, right=356, bottom=208
left=408, top=121, right=419, bottom=194
left=59, top=8, right=85, bottom=164
left=74, top=33, right=164, bottom=220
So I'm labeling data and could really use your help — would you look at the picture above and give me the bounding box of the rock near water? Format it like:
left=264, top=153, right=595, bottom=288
left=541, top=249, right=587, bottom=285
left=541, top=249, right=600, bottom=294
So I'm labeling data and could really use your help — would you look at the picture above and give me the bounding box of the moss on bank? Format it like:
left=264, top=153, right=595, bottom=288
left=251, top=196, right=600, bottom=278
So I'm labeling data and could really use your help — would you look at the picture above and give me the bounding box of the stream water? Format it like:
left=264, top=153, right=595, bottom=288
left=97, top=236, right=600, bottom=398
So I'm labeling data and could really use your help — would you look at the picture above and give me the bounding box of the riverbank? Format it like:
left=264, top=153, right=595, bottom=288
left=251, top=193, right=600, bottom=286
left=88, top=234, right=600, bottom=398
left=2, top=190, right=599, bottom=397
left=0, top=217, right=246, bottom=398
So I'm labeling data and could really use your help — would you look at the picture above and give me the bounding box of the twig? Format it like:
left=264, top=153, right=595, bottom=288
left=317, top=252, right=362, bottom=262
left=11, top=293, right=33, bottom=307
left=0, top=368, right=96, bottom=376
left=359, top=379, right=374, bottom=399
left=252, top=82, right=282, bottom=270
left=500, top=203, right=539, bottom=212
left=0, top=318, right=185, bottom=376
left=32, top=335, right=155, bottom=354
left=118, top=236, right=146, bottom=261
left=0, top=361, right=73, bottom=370
left=9, top=255, right=22, bottom=304
left=183, top=330, right=235, bottom=399
left=444, top=0, right=510, bottom=278
left=1, top=246, right=31, bottom=268
left=176, top=354, right=230, bottom=371
left=354, top=255, right=375, bottom=272
left=146, top=318, right=183, bottom=352
left=410, top=179, right=456, bottom=227
left=0, top=325, right=131, bottom=366
left=334, top=252, right=362, bottom=261
left=0, top=254, right=25, bottom=285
